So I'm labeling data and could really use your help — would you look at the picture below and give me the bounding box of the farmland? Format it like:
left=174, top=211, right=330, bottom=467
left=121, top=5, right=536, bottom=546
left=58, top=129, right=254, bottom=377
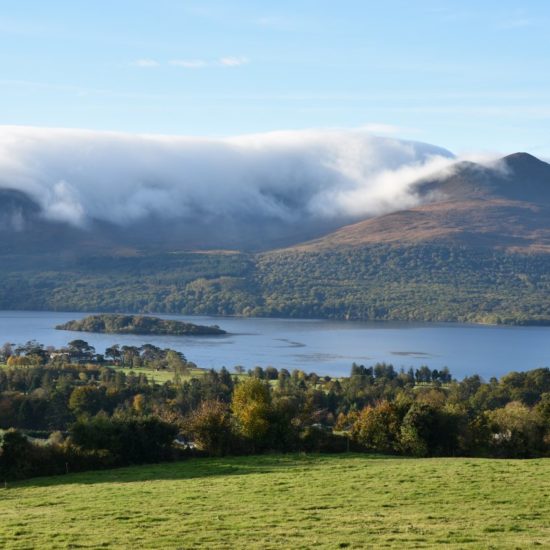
left=1, top=454, right=549, bottom=549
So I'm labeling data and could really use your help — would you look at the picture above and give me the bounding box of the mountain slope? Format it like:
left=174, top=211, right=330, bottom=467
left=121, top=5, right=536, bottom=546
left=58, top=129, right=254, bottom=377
left=251, top=153, right=550, bottom=324
left=292, top=200, right=550, bottom=252
left=0, top=152, right=549, bottom=324
left=289, top=153, right=550, bottom=253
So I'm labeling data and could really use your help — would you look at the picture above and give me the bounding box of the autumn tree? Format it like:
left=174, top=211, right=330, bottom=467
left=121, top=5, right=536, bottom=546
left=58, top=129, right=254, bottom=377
left=486, top=401, right=546, bottom=457
left=351, top=401, right=400, bottom=453
left=231, top=378, right=271, bottom=450
left=186, top=400, right=233, bottom=456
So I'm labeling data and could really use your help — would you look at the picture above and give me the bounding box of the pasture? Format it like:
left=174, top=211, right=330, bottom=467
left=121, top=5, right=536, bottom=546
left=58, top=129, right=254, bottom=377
left=1, top=454, right=549, bottom=548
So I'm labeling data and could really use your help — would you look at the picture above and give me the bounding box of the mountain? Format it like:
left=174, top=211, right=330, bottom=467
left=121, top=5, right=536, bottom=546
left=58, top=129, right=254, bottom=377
left=250, top=152, right=550, bottom=325
left=288, top=153, right=550, bottom=253
left=0, top=188, right=345, bottom=254
left=2, top=152, right=548, bottom=255
left=0, top=152, right=549, bottom=325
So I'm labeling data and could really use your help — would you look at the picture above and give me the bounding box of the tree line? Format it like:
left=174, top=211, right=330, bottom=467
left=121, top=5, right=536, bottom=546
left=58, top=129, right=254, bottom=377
left=1, top=339, right=550, bottom=481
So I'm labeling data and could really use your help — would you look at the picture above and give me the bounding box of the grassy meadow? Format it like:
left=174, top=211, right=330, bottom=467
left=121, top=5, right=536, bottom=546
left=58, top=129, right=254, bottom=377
left=0, top=363, right=204, bottom=385
left=1, top=454, right=549, bottom=549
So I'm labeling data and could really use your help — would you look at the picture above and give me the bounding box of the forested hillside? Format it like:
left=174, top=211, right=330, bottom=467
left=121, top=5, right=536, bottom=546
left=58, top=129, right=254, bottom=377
left=0, top=245, right=549, bottom=324
left=256, top=245, right=550, bottom=324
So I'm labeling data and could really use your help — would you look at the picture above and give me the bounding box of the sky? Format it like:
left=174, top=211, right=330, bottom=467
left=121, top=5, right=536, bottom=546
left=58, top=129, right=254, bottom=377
left=1, top=0, right=550, bottom=157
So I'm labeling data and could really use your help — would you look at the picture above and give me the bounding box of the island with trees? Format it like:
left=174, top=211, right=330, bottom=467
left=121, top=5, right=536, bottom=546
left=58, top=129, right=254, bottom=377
left=56, top=314, right=226, bottom=336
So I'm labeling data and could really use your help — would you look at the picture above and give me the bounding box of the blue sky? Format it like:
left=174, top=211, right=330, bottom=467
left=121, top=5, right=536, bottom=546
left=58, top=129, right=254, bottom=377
left=1, top=0, right=549, bottom=156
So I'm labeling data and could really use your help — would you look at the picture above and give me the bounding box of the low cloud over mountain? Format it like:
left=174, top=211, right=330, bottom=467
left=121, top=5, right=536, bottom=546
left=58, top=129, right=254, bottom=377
left=0, top=126, right=455, bottom=243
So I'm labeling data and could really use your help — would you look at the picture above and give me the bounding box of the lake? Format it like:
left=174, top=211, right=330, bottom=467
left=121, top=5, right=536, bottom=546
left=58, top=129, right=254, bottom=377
left=0, top=310, right=549, bottom=379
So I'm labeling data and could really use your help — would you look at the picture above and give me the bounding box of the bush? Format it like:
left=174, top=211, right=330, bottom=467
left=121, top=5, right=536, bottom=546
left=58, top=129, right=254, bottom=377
left=70, top=415, right=178, bottom=465
left=485, top=402, right=547, bottom=458
left=0, top=429, right=111, bottom=481
left=184, top=400, right=235, bottom=456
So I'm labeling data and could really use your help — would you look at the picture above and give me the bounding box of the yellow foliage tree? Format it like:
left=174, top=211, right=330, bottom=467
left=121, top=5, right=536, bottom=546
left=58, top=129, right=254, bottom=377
left=231, top=378, right=271, bottom=446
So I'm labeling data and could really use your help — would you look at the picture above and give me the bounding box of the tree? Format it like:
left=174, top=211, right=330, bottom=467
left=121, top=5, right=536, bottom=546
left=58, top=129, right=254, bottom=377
left=14, top=340, right=48, bottom=364
left=0, top=429, right=32, bottom=480
left=415, top=366, right=432, bottom=384
left=231, top=378, right=271, bottom=449
left=0, top=342, right=14, bottom=361
left=105, top=345, right=121, bottom=365
left=185, top=400, right=233, bottom=456
left=166, top=350, right=188, bottom=375
left=139, top=344, right=163, bottom=362
left=351, top=401, right=400, bottom=453
left=399, top=402, right=460, bottom=457
left=374, top=363, right=396, bottom=381
left=68, top=386, right=104, bottom=417
left=486, top=401, right=546, bottom=458
left=120, top=345, right=140, bottom=367
left=535, top=392, right=550, bottom=423
left=70, top=416, right=177, bottom=464
left=439, top=367, right=452, bottom=383
left=264, top=366, right=279, bottom=380
left=67, top=340, right=95, bottom=362
left=133, top=394, right=147, bottom=414
left=252, top=366, right=265, bottom=379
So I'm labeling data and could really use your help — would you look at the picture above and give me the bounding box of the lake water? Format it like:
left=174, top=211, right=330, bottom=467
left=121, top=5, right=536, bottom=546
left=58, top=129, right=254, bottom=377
left=0, top=310, right=549, bottom=380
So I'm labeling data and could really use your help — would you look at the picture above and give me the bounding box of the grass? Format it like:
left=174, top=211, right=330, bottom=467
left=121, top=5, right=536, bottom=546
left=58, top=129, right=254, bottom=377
left=0, top=363, right=205, bottom=385
left=1, top=454, right=549, bottom=549
left=110, top=366, right=266, bottom=385
left=109, top=366, right=179, bottom=384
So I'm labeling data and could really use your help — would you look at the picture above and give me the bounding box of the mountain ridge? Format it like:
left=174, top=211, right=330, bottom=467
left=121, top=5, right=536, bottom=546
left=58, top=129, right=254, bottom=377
left=0, top=151, right=549, bottom=325
left=283, top=152, right=550, bottom=253
left=1, top=151, right=549, bottom=255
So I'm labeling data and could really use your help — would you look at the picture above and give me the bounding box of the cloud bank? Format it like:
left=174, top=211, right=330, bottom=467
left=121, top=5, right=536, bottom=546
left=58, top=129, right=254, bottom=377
left=0, top=126, right=462, bottom=246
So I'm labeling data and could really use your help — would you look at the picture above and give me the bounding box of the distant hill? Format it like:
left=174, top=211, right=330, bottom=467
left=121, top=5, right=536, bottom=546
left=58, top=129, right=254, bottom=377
left=416, top=152, right=550, bottom=202
left=1, top=152, right=550, bottom=324
left=288, top=153, right=550, bottom=253
left=1, top=152, right=549, bottom=255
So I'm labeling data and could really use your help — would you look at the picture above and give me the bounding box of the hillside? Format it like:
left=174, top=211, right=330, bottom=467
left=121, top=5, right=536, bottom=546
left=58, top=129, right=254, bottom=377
left=291, top=153, right=550, bottom=253
left=1, top=454, right=549, bottom=549
left=0, top=152, right=549, bottom=324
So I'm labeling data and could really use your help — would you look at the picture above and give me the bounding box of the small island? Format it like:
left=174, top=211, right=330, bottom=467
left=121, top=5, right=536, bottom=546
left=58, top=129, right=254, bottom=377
left=56, top=314, right=226, bottom=336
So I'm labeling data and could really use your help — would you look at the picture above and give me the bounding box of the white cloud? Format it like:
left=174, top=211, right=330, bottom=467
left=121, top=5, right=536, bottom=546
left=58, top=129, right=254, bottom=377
left=219, top=56, right=249, bottom=67
left=131, top=59, right=160, bottom=68
left=0, top=125, right=456, bottom=232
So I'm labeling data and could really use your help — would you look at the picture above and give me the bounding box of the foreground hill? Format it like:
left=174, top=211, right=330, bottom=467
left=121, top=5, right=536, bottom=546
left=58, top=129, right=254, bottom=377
left=1, top=454, right=549, bottom=549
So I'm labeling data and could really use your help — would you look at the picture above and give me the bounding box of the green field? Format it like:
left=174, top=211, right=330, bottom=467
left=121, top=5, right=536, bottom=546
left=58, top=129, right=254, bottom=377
left=0, top=364, right=205, bottom=385
left=1, top=454, right=549, bottom=549
left=109, top=366, right=207, bottom=384
left=109, top=366, right=175, bottom=384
